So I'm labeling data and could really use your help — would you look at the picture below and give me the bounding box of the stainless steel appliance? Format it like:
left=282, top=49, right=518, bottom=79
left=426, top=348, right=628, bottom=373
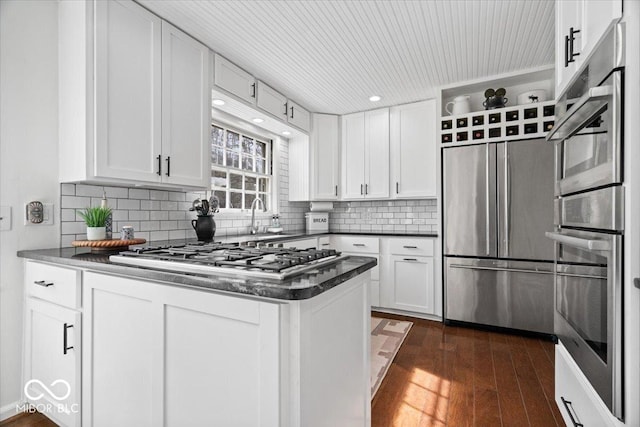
left=109, top=242, right=342, bottom=280
left=443, top=136, right=555, bottom=334
left=546, top=24, right=624, bottom=419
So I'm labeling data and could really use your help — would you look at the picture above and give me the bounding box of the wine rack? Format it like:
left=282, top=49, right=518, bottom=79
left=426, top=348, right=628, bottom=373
left=440, top=100, right=555, bottom=145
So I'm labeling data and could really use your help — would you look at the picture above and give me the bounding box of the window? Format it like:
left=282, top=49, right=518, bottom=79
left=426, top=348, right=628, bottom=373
left=210, top=124, right=272, bottom=210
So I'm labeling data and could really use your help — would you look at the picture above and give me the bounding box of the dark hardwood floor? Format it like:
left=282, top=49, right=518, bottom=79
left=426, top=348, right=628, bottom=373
left=372, top=311, right=563, bottom=427
left=3, top=313, right=562, bottom=427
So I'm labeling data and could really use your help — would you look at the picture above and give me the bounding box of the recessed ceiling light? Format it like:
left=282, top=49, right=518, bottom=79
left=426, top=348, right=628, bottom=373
left=282, top=131, right=291, bottom=136
left=369, top=95, right=381, bottom=102
left=252, top=118, right=264, bottom=123
left=212, top=99, right=225, bottom=106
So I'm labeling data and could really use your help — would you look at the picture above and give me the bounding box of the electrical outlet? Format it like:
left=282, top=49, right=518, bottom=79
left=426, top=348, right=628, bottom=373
left=0, top=206, right=11, bottom=231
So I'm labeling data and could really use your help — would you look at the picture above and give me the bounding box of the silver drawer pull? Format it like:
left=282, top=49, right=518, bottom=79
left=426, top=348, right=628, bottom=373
left=403, top=245, right=418, bottom=249
left=353, top=243, right=366, bottom=247
left=321, top=243, right=330, bottom=246
left=63, top=323, right=74, bottom=355
left=560, top=397, right=584, bottom=427
left=34, top=280, right=54, bottom=287
left=403, top=258, right=418, bottom=262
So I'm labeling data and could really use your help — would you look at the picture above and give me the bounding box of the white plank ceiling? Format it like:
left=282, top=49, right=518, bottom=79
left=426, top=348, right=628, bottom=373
left=139, top=0, right=555, bottom=115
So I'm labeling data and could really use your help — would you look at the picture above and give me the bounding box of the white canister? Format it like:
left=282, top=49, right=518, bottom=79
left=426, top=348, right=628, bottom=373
left=517, top=89, right=548, bottom=105
left=121, top=225, right=135, bottom=240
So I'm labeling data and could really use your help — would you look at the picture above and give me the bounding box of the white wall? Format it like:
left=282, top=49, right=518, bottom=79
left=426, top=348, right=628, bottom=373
left=0, top=0, right=60, bottom=419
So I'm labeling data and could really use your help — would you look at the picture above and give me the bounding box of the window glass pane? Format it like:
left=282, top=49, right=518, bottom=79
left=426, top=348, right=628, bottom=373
left=242, top=137, right=254, bottom=154
left=242, top=155, right=254, bottom=171
left=260, top=194, right=269, bottom=211
left=214, top=190, right=226, bottom=209
left=230, top=192, right=242, bottom=209
left=256, top=141, right=266, bottom=157
left=211, top=126, right=224, bottom=147
left=212, top=147, right=224, bottom=166
left=211, top=170, right=227, bottom=188
left=230, top=173, right=243, bottom=189
left=226, top=150, right=239, bottom=169
left=256, top=157, right=266, bottom=174
left=257, top=178, right=268, bottom=192
left=244, top=193, right=256, bottom=210
left=226, top=131, right=239, bottom=150
left=245, top=176, right=257, bottom=191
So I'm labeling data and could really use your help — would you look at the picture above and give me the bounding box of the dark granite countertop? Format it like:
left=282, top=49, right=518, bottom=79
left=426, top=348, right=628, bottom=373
left=17, top=246, right=377, bottom=301
left=216, top=230, right=439, bottom=243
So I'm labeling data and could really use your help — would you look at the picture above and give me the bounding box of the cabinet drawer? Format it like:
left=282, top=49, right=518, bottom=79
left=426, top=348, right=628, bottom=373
left=333, top=236, right=379, bottom=254
left=388, top=238, right=434, bottom=256
left=555, top=343, right=614, bottom=427
left=25, top=261, right=81, bottom=309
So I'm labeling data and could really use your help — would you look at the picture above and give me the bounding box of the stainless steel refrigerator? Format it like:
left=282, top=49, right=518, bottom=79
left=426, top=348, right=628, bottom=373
left=443, top=138, right=555, bottom=334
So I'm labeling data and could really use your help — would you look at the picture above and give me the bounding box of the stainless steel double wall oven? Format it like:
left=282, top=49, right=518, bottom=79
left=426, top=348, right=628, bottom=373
left=546, top=24, right=625, bottom=419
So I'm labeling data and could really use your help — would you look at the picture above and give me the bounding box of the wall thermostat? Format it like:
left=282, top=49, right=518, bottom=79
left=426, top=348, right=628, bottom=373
left=26, top=201, right=44, bottom=224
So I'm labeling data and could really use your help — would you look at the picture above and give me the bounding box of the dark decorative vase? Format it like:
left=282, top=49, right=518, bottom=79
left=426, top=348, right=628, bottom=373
left=191, top=215, right=216, bottom=242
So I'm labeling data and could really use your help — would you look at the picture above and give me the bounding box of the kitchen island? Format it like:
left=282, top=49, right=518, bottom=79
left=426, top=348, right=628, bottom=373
left=18, top=244, right=376, bottom=427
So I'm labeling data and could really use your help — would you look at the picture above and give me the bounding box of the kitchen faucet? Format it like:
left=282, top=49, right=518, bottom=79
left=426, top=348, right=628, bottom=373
left=250, top=197, right=265, bottom=234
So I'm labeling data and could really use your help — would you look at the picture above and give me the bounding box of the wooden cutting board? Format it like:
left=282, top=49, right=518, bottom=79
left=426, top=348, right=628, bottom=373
left=71, top=238, right=146, bottom=252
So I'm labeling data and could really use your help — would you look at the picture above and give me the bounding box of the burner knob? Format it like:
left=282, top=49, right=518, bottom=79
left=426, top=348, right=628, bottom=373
left=247, top=241, right=257, bottom=247
left=277, top=243, right=284, bottom=248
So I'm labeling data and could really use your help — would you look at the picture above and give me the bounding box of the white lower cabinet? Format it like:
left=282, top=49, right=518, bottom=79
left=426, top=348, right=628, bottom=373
left=79, top=269, right=370, bottom=427
left=23, top=261, right=82, bottom=427
left=555, top=342, right=617, bottom=427
left=24, top=298, right=81, bottom=427
left=382, top=255, right=434, bottom=314
left=83, top=272, right=280, bottom=427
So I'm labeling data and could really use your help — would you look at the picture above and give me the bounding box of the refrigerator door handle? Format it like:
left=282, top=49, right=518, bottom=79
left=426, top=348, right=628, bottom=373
left=504, top=143, right=510, bottom=257
left=449, top=264, right=553, bottom=275
left=486, top=143, right=491, bottom=256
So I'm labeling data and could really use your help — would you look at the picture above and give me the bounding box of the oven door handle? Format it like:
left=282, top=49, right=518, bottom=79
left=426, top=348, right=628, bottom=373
left=546, top=85, right=612, bottom=142
left=545, top=231, right=611, bottom=251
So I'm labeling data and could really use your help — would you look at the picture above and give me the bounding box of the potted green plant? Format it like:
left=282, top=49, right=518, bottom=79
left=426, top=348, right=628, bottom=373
left=77, top=206, right=112, bottom=240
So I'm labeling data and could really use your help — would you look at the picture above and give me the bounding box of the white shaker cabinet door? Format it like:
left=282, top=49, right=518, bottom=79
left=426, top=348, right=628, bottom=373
left=341, top=112, right=366, bottom=199
left=364, top=108, right=390, bottom=199
left=383, top=255, right=435, bottom=315
left=390, top=100, right=437, bottom=198
left=311, top=114, right=340, bottom=200
left=24, top=299, right=81, bottom=427
left=161, top=22, right=211, bottom=188
left=94, top=0, right=162, bottom=182
left=214, top=54, right=256, bottom=104
left=256, top=81, right=288, bottom=119
left=287, top=100, right=311, bottom=133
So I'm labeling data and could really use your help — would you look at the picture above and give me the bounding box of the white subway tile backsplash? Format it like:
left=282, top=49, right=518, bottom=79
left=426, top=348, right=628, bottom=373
left=160, top=201, right=178, bottom=211
left=117, top=199, right=140, bottom=210
left=129, top=189, right=150, bottom=200
left=150, top=211, right=169, bottom=221
left=141, top=200, right=162, bottom=210
left=76, top=184, right=104, bottom=197
left=128, top=210, right=150, bottom=221
left=61, top=184, right=75, bottom=196
left=149, top=190, right=169, bottom=201
left=104, top=186, right=129, bottom=198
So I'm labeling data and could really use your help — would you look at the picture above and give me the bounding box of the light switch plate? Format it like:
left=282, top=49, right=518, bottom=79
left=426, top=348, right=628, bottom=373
left=0, top=206, right=11, bottom=231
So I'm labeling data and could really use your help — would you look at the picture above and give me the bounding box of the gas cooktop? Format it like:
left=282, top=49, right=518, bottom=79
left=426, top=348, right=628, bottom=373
left=109, top=241, right=342, bottom=280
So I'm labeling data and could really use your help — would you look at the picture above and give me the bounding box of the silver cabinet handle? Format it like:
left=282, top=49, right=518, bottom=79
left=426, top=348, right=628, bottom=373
left=403, top=258, right=418, bottom=261
left=335, top=185, right=338, bottom=196
left=396, top=182, right=399, bottom=194
left=63, top=323, right=74, bottom=355
left=34, top=280, right=54, bottom=287
left=403, top=245, right=417, bottom=249
left=560, top=397, right=584, bottom=427
left=545, top=231, right=611, bottom=251
left=353, top=243, right=365, bottom=247
left=360, top=184, right=363, bottom=195
left=321, top=243, right=330, bottom=246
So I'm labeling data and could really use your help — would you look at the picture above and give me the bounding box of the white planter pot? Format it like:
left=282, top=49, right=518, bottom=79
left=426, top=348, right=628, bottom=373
left=86, top=226, right=106, bottom=241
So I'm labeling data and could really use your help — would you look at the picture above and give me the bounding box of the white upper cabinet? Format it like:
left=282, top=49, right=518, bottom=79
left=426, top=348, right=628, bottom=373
left=256, top=81, right=288, bottom=119
left=59, top=0, right=211, bottom=189
left=341, top=112, right=367, bottom=199
left=555, top=0, right=621, bottom=98
left=341, top=108, right=390, bottom=200
left=364, top=108, right=390, bottom=199
left=161, top=22, right=211, bottom=188
left=287, top=100, right=311, bottom=133
left=311, top=114, right=340, bottom=200
left=214, top=54, right=256, bottom=104
left=94, top=0, right=163, bottom=183
left=390, top=100, right=437, bottom=198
